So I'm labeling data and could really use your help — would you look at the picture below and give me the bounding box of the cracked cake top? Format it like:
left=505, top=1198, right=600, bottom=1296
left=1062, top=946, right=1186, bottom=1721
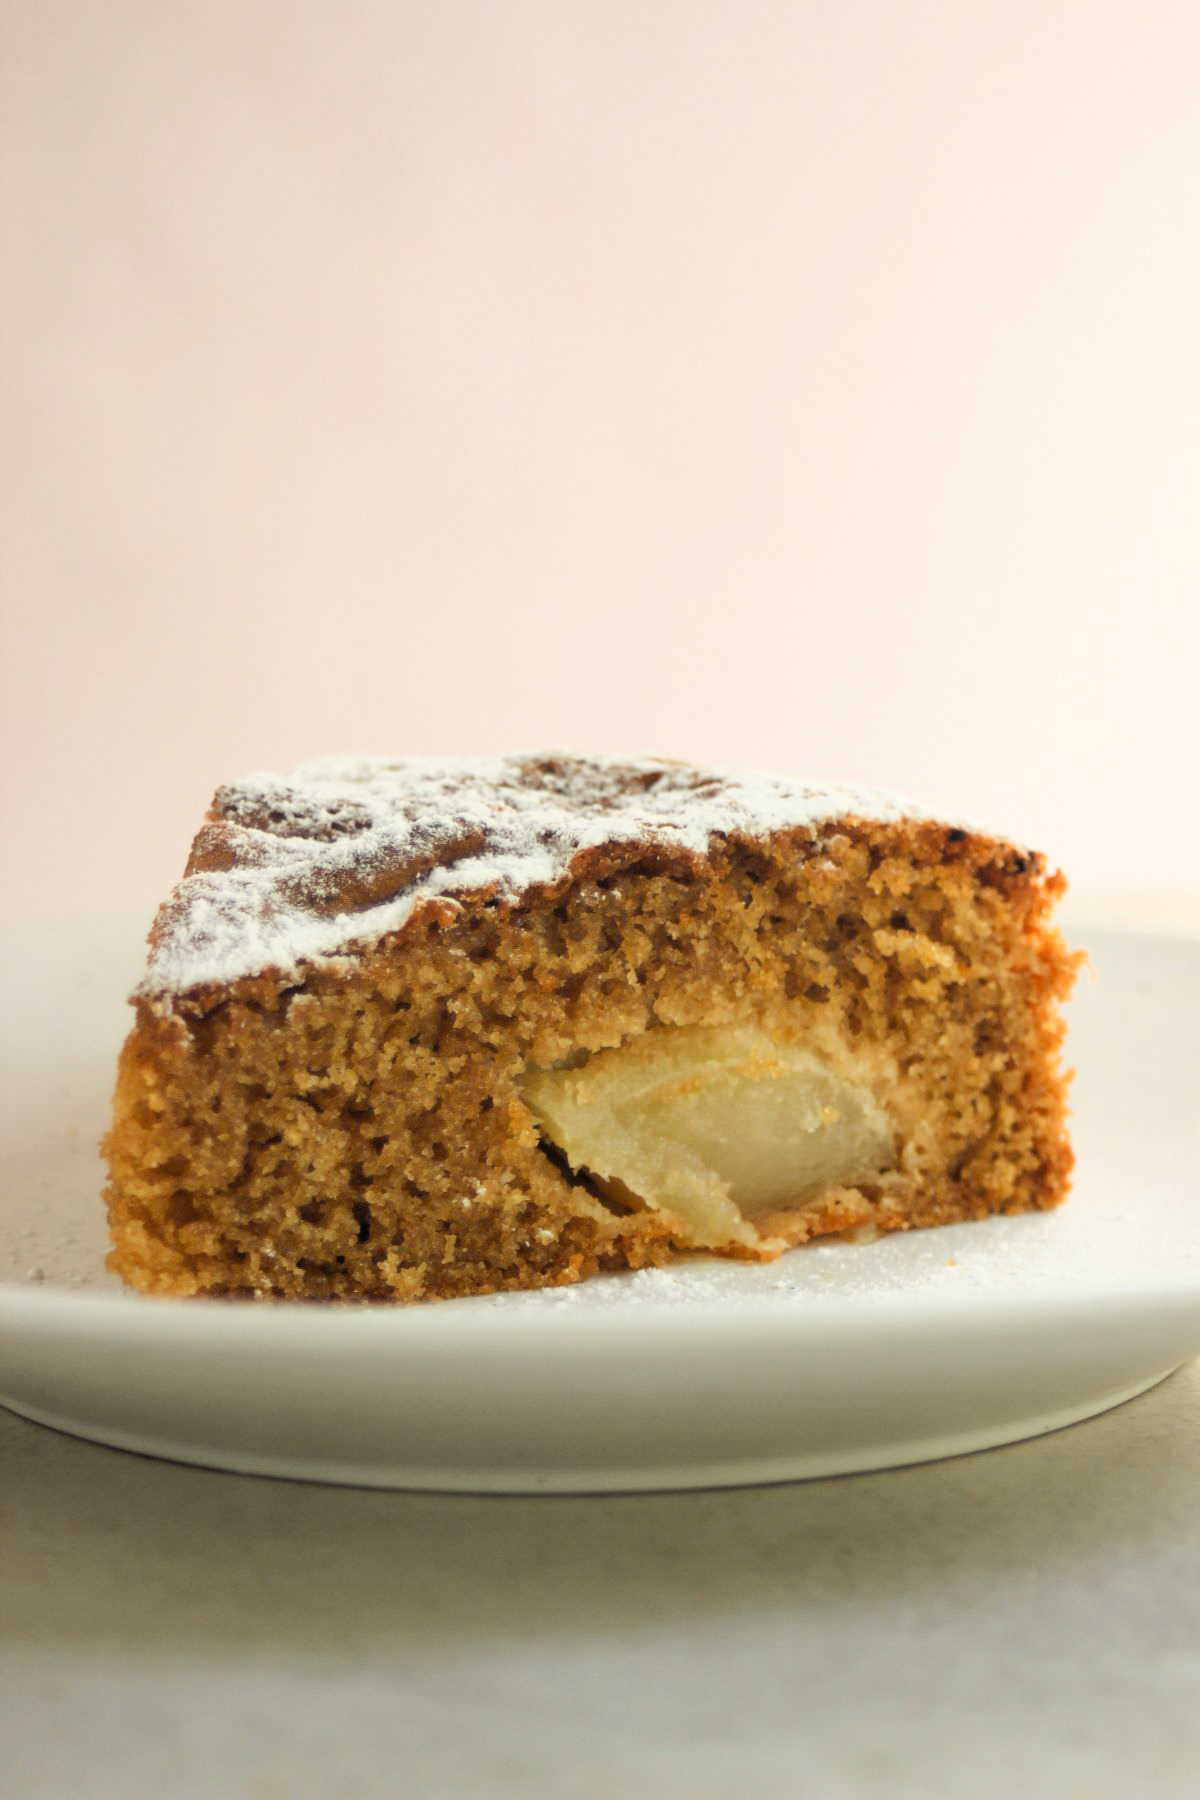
left=139, top=751, right=968, bottom=999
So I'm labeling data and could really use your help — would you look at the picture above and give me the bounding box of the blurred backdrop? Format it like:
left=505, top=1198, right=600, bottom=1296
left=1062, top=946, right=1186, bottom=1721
left=3, top=2, right=1199, bottom=923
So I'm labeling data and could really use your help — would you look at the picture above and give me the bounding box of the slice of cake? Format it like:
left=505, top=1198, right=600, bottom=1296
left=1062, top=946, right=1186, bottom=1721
left=103, top=754, right=1079, bottom=1302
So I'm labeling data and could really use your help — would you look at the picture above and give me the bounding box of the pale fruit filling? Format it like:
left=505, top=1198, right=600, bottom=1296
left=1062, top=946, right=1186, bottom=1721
left=521, top=1023, right=897, bottom=1251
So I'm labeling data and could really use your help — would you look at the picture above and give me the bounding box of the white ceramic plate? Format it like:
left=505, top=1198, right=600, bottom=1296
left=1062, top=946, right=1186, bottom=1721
left=1, top=916, right=1198, bottom=1492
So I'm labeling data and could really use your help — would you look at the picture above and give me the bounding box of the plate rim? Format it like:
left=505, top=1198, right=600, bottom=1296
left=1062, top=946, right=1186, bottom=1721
left=0, top=1366, right=1182, bottom=1494
left=3, top=1269, right=1200, bottom=1340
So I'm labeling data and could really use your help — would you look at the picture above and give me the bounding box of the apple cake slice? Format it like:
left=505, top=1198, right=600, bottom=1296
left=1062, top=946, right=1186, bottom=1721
left=103, top=753, right=1079, bottom=1301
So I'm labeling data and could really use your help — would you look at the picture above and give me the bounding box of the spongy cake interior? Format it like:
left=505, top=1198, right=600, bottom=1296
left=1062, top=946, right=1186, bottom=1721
left=104, top=818, right=1077, bottom=1301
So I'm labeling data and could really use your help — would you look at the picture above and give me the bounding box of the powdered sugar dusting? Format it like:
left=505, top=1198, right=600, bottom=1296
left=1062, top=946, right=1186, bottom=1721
left=447, top=1197, right=1200, bottom=1315
left=138, top=752, right=964, bottom=999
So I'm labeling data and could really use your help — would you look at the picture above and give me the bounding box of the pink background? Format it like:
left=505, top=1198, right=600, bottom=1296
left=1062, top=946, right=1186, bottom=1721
left=3, top=2, right=1199, bottom=923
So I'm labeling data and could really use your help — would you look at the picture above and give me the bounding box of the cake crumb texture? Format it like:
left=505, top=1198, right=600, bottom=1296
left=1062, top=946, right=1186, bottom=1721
left=104, top=755, right=1079, bottom=1302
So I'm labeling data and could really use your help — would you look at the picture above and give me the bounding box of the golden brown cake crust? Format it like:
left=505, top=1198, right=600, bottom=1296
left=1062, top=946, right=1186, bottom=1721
left=133, top=754, right=992, bottom=1001
left=104, top=756, right=1080, bottom=1305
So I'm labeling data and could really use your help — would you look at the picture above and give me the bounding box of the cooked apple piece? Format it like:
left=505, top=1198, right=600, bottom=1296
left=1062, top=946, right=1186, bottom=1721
left=521, top=1023, right=896, bottom=1251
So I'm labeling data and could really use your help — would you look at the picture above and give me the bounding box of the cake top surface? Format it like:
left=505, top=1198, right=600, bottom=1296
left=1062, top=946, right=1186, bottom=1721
left=138, top=751, right=967, bottom=999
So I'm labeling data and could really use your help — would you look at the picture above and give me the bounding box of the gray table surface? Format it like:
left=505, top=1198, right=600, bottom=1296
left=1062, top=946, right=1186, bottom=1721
left=3, top=1361, right=1198, bottom=1800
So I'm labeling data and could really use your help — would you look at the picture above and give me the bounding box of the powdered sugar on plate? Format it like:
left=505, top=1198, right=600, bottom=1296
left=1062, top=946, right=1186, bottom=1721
left=447, top=1195, right=1200, bottom=1315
